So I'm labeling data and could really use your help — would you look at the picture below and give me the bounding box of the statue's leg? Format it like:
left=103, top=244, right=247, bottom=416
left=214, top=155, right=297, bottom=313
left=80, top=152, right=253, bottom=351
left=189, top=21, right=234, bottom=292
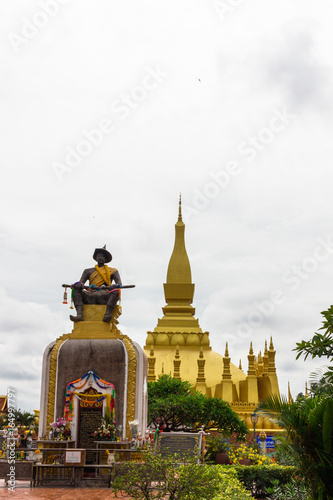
left=103, top=290, right=120, bottom=323
left=70, top=289, right=84, bottom=322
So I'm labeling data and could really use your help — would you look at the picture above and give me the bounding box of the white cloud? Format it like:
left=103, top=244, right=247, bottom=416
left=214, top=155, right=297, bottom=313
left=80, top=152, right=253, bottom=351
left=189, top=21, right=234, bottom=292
left=0, top=0, right=333, bottom=409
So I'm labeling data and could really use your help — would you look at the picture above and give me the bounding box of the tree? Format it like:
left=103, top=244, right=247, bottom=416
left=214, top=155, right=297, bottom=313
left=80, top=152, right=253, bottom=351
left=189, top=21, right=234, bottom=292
left=257, top=306, right=333, bottom=498
left=148, top=375, right=248, bottom=440
left=257, top=392, right=333, bottom=498
left=14, top=409, right=36, bottom=428
left=294, top=305, right=333, bottom=384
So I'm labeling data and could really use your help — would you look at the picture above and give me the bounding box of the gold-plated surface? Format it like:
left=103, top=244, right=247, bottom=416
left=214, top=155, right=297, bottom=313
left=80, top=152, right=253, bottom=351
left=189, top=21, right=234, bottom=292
left=71, top=305, right=122, bottom=338
left=144, top=198, right=281, bottom=431
left=121, top=336, right=137, bottom=439
left=46, top=336, right=69, bottom=431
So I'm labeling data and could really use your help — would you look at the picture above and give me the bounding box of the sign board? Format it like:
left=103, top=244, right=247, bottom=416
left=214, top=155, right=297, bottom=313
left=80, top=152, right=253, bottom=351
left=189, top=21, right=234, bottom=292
left=265, top=436, right=275, bottom=448
left=65, top=449, right=86, bottom=466
left=155, top=432, right=203, bottom=463
left=78, top=406, right=102, bottom=464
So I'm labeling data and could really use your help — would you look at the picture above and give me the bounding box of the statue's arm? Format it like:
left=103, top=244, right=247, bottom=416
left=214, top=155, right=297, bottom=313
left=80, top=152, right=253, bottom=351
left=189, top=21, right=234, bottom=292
left=80, top=268, right=93, bottom=285
left=111, top=270, right=122, bottom=286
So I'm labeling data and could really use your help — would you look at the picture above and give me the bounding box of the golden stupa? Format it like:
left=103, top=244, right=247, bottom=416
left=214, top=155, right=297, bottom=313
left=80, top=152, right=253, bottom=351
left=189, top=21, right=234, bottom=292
left=144, top=196, right=280, bottom=432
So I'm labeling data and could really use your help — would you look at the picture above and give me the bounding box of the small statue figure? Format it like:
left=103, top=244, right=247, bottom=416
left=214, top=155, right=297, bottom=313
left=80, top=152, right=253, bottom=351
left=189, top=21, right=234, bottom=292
left=70, top=246, right=122, bottom=323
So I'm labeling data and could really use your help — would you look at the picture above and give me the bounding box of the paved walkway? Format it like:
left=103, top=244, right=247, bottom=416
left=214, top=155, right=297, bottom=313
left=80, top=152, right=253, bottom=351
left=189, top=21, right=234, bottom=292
left=0, top=481, right=130, bottom=499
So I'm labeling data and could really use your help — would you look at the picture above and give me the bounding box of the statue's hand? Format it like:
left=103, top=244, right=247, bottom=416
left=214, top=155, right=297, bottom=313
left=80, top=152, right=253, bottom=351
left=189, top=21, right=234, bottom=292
left=73, top=281, right=84, bottom=289
left=108, top=284, right=119, bottom=291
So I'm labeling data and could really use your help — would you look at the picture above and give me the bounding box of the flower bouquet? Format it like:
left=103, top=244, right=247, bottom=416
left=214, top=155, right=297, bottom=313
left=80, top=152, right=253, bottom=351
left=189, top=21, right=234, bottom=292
left=50, top=417, right=67, bottom=440
left=92, top=419, right=117, bottom=441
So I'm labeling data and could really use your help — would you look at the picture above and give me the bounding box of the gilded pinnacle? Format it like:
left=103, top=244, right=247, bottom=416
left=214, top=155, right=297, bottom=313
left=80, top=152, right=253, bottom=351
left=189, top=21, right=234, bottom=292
left=178, top=193, right=182, bottom=222
left=269, top=336, right=274, bottom=350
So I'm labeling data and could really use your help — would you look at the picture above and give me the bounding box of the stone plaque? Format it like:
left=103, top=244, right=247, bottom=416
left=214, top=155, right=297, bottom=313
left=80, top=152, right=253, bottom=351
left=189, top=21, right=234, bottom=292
left=78, top=407, right=102, bottom=463
left=155, top=432, right=202, bottom=462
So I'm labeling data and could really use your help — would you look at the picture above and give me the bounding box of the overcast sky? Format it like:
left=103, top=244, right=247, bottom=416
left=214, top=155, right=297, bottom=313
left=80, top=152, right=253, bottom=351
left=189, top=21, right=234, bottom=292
left=1, top=0, right=333, bottom=412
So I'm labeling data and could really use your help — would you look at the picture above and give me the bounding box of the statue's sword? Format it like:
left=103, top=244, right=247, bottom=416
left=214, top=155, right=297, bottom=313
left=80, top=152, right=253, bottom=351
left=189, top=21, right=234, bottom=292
left=62, top=284, right=135, bottom=289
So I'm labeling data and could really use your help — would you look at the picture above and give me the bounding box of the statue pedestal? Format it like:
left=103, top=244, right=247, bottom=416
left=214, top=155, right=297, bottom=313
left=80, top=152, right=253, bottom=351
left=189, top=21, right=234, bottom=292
left=71, top=305, right=122, bottom=338
left=39, top=305, right=147, bottom=448
left=83, top=305, right=107, bottom=322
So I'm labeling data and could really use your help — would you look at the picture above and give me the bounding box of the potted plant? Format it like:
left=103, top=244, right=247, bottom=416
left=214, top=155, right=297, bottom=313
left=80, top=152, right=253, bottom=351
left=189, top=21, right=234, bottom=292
left=204, top=435, right=230, bottom=464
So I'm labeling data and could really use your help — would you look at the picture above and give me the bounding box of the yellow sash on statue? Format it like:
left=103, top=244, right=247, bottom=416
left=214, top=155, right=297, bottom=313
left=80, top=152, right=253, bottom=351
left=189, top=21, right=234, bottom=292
left=89, top=266, right=117, bottom=286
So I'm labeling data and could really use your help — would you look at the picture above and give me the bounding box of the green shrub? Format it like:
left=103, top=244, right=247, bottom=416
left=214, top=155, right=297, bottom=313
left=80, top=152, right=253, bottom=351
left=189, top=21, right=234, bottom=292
left=212, top=466, right=252, bottom=500
left=232, top=465, right=298, bottom=499
left=112, top=451, right=221, bottom=500
left=274, top=436, right=298, bottom=466
left=266, top=477, right=311, bottom=500
left=112, top=451, right=252, bottom=500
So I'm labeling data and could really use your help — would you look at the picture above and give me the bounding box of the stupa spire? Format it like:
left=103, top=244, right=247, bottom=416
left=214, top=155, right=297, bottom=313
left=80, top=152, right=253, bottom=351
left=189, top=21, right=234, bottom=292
left=145, top=197, right=209, bottom=349
left=288, top=381, right=293, bottom=404
left=166, top=196, right=192, bottom=284
left=178, top=193, right=182, bottom=222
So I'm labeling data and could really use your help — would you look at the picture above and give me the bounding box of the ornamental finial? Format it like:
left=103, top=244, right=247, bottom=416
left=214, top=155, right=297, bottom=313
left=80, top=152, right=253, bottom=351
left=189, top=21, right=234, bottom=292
left=178, top=193, right=182, bottom=222
left=269, top=336, right=274, bottom=350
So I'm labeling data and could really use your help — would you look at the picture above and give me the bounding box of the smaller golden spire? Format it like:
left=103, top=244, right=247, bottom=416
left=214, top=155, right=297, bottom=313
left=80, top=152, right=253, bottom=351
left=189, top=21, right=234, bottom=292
left=222, top=342, right=231, bottom=380
left=268, top=336, right=276, bottom=373
left=147, top=344, right=156, bottom=382
left=305, top=381, right=309, bottom=397
left=196, top=343, right=206, bottom=383
left=269, top=336, right=274, bottom=351
left=239, top=359, right=242, bottom=371
left=288, top=381, right=293, bottom=404
left=247, top=342, right=255, bottom=376
left=256, top=350, right=264, bottom=376
left=173, top=345, right=181, bottom=380
left=263, top=342, right=269, bottom=375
